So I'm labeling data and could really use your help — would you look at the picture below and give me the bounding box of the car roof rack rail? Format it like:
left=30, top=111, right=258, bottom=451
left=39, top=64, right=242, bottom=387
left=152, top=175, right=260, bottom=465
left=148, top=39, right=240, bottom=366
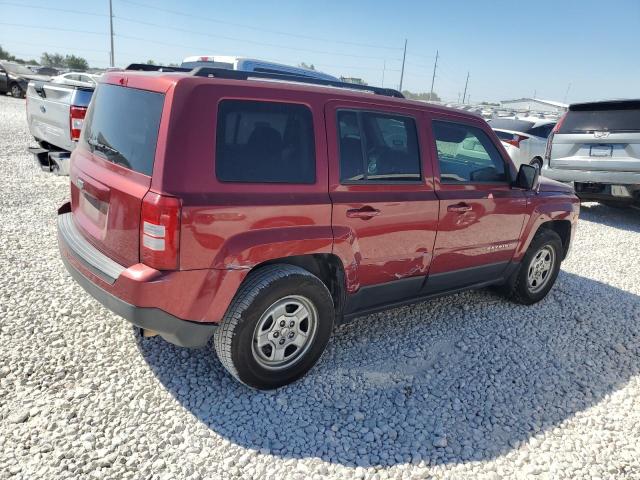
left=124, top=63, right=404, bottom=98
left=125, top=63, right=192, bottom=73
left=190, top=67, right=404, bottom=98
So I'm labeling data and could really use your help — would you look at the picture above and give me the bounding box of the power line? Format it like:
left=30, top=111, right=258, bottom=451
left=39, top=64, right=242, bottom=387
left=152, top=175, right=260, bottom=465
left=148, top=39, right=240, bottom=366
left=116, top=0, right=402, bottom=51
left=114, top=16, right=399, bottom=61
left=0, top=39, right=109, bottom=54
left=0, top=1, right=108, bottom=17
left=0, top=22, right=108, bottom=35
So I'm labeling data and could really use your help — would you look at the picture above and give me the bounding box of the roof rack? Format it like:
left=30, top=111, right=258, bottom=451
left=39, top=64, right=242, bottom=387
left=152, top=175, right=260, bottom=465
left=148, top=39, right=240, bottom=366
left=125, top=63, right=192, bottom=73
left=124, top=63, right=404, bottom=98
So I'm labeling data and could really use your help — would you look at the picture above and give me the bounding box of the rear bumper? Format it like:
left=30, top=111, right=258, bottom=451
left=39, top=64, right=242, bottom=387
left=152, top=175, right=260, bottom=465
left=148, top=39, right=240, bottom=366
left=542, top=165, right=640, bottom=186
left=57, top=208, right=247, bottom=347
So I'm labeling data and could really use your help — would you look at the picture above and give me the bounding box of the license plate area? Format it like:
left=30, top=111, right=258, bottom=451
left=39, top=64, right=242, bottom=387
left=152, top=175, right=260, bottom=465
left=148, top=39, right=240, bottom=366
left=590, top=144, right=613, bottom=157
left=611, top=185, right=632, bottom=197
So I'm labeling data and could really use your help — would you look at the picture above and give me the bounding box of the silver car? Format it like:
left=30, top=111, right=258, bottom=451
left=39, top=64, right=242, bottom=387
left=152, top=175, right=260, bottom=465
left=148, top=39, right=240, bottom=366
left=489, top=118, right=556, bottom=171
left=543, top=100, right=640, bottom=207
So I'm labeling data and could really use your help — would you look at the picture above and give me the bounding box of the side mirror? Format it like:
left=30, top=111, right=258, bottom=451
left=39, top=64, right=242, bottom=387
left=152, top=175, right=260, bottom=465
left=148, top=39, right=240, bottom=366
left=514, top=164, right=539, bottom=190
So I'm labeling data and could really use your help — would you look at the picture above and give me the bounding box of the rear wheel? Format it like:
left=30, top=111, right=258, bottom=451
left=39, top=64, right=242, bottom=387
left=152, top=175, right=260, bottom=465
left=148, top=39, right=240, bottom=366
left=504, top=229, right=563, bottom=305
left=601, top=200, right=632, bottom=209
left=214, top=265, right=334, bottom=390
left=10, top=83, right=24, bottom=99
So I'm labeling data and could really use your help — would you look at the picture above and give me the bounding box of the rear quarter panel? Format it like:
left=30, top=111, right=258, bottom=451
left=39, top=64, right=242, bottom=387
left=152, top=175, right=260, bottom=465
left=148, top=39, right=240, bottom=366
left=155, top=79, right=333, bottom=271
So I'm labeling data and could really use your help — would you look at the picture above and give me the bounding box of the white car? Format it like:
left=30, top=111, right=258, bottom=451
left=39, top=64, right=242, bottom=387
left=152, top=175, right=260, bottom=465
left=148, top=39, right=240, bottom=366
left=50, top=72, right=101, bottom=88
left=489, top=118, right=556, bottom=171
left=180, top=55, right=339, bottom=82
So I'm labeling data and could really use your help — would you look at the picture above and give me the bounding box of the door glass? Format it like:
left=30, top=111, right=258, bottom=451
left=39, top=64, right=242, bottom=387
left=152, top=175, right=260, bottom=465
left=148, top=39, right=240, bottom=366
left=432, top=120, right=508, bottom=183
left=337, top=110, right=421, bottom=182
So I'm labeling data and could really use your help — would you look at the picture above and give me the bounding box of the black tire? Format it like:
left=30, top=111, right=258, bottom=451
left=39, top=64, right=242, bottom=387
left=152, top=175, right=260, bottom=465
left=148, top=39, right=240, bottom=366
left=214, top=265, right=334, bottom=390
left=10, top=83, right=24, bottom=99
left=530, top=157, right=543, bottom=172
left=601, top=200, right=632, bottom=209
left=504, top=229, right=563, bottom=305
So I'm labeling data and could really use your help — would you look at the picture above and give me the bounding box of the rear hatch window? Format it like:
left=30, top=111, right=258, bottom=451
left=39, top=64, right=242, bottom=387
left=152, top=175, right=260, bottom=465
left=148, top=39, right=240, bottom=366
left=81, top=84, right=164, bottom=175
left=559, top=101, right=640, bottom=134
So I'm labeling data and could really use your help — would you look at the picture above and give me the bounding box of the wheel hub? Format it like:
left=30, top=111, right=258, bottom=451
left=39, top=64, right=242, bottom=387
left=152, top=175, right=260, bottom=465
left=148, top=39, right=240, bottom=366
left=251, top=295, right=318, bottom=370
left=527, top=245, right=555, bottom=294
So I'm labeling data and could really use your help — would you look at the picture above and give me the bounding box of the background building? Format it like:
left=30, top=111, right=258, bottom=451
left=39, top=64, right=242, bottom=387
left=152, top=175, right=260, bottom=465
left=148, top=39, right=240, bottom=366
left=500, top=98, right=568, bottom=114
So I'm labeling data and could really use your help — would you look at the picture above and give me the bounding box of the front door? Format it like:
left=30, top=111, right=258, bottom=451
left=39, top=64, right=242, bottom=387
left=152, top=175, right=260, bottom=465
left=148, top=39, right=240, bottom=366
left=424, top=113, right=527, bottom=293
left=325, top=101, right=439, bottom=313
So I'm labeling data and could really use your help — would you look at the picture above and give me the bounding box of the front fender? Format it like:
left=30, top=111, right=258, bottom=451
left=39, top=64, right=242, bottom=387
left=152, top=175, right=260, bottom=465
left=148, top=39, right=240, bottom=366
left=514, top=193, right=579, bottom=262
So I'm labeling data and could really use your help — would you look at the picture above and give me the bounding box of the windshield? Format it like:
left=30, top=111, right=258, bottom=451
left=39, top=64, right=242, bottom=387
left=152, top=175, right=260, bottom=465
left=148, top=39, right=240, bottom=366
left=2, top=62, right=34, bottom=75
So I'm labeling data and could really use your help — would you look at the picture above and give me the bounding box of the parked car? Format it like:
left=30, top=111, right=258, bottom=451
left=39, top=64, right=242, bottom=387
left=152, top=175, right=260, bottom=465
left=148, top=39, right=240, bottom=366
left=31, top=66, right=61, bottom=77
left=57, top=66, right=579, bottom=389
left=489, top=118, right=556, bottom=171
left=180, top=55, right=339, bottom=81
left=544, top=99, right=640, bottom=207
left=50, top=72, right=100, bottom=88
left=0, top=61, right=51, bottom=98
left=26, top=80, right=94, bottom=174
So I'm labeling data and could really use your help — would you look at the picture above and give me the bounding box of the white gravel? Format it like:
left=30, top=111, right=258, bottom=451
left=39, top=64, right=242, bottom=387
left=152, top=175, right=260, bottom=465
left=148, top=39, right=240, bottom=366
left=1, top=93, right=640, bottom=479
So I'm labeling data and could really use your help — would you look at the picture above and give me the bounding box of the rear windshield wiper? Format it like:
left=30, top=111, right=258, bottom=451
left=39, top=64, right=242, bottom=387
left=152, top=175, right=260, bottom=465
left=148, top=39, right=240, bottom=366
left=87, top=138, right=131, bottom=169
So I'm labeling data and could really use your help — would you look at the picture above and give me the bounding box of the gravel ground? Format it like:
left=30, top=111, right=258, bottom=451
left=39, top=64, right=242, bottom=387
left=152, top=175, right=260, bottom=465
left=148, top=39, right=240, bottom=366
left=1, top=93, right=639, bottom=479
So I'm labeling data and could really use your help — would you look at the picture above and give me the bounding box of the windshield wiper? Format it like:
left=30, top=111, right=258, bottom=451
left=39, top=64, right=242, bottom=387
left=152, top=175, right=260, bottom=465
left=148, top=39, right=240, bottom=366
left=87, top=137, right=131, bottom=169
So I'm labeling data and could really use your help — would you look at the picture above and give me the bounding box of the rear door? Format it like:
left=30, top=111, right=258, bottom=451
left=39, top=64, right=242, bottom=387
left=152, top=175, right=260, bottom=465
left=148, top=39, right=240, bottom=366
left=326, top=101, right=439, bottom=307
left=70, top=83, right=165, bottom=266
left=424, top=113, right=526, bottom=293
left=551, top=102, right=640, bottom=172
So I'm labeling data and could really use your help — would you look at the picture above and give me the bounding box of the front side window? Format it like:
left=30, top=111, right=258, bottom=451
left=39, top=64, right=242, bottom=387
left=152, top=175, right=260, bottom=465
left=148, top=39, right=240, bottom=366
left=432, top=120, right=508, bottom=183
left=337, top=110, right=421, bottom=182
left=216, top=100, right=315, bottom=183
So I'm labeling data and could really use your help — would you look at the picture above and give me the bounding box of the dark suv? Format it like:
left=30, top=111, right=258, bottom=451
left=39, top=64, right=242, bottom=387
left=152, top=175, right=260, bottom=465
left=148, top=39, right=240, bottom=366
left=57, top=66, right=579, bottom=389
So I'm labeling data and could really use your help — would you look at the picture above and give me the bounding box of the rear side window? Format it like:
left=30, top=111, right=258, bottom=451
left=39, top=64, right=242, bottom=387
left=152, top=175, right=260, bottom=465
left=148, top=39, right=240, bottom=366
left=82, top=84, right=164, bottom=176
left=559, top=106, right=640, bottom=133
left=216, top=100, right=315, bottom=183
left=337, top=110, right=421, bottom=182
left=432, top=120, right=508, bottom=183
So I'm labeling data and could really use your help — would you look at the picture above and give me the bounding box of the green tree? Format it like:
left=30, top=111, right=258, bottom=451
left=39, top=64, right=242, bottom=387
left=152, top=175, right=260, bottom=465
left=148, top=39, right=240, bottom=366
left=0, top=45, right=16, bottom=61
left=65, top=55, right=88, bottom=71
left=146, top=59, right=156, bottom=65
left=298, top=62, right=316, bottom=70
left=402, top=90, right=441, bottom=102
left=41, top=52, right=66, bottom=68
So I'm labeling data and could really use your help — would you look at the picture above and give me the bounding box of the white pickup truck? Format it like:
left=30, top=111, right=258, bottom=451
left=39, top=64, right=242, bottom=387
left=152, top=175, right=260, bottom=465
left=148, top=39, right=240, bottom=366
left=26, top=81, right=94, bottom=175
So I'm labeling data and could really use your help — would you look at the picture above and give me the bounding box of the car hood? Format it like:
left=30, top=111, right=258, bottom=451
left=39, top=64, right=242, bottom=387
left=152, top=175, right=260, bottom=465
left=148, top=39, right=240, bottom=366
left=538, top=176, right=574, bottom=194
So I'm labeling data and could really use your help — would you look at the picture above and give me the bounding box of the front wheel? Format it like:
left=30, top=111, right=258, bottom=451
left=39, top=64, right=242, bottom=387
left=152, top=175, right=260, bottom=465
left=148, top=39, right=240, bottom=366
left=505, top=229, right=563, bottom=305
left=530, top=157, right=543, bottom=173
left=214, top=265, right=334, bottom=390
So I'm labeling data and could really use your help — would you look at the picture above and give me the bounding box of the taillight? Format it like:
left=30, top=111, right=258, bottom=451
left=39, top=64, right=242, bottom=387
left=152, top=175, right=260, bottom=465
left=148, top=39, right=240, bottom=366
left=545, top=113, right=567, bottom=161
left=505, top=134, right=529, bottom=148
left=69, top=106, right=87, bottom=141
left=140, top=191, right=181, bottom=270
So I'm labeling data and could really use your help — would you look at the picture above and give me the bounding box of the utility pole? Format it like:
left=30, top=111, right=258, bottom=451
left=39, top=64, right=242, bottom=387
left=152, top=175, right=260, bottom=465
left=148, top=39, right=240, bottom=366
left=381, top=60, right=386, bottom=87
left=462, top=71, right=469, bottom=104
left=109, top=0, right=115, bottom=67
left=429, top=49, right=439, bottom=102
left=398, top=39, right=407, bottom=91
left=457, top=92, right=461, bottom=103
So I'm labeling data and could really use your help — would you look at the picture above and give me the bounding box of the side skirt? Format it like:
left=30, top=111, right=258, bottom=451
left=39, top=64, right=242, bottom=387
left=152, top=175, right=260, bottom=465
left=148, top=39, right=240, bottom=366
left=340, top=262, right=519, bottom=323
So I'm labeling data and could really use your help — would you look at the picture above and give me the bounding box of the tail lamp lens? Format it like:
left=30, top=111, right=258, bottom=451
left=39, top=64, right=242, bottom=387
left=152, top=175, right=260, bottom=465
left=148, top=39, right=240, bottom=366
left=70, top=106, right=87, bottom=141
left=506, top=134, right=528, bottom=148
left=140, top=191, right=181, bottom=270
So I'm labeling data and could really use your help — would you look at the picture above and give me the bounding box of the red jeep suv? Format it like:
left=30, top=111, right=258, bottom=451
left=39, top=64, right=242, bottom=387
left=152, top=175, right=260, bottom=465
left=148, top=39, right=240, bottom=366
left=57, top=66, right=579, bottom=389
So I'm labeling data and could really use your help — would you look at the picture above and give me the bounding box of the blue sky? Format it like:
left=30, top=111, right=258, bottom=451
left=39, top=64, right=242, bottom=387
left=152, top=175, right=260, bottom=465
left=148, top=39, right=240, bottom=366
left=1, top=0, right=638, bottom=103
